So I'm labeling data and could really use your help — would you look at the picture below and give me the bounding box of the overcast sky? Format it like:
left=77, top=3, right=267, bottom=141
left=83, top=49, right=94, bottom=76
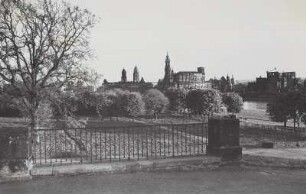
left=69, top=0, right=306, bottom=83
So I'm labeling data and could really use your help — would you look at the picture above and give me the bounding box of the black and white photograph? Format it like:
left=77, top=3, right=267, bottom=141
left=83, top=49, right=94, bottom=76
left=1, top=0, right=306, bottom=193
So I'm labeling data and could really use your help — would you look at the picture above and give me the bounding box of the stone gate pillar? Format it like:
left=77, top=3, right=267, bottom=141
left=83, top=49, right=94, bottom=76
left=207, top=116, right=242, bottom=160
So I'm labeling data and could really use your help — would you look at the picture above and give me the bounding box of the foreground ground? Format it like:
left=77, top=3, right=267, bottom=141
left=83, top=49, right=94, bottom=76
left=1, top=165, right=306, bottom=194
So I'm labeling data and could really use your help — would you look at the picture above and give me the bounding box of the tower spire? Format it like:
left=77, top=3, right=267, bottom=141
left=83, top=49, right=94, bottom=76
left=165, top=51, right=170, bottom=63
left=164, top=52, right=171, bottom=87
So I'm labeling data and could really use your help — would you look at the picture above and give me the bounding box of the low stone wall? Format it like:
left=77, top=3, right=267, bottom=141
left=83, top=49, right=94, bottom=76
left=30, top=157, right=222, bottom=177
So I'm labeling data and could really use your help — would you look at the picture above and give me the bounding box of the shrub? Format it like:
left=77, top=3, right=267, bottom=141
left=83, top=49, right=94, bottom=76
left=222, top=92, right=244, bottom=113
left=143, top=89, right=169, bottom=119
left=101, top=89, right=145, bottom=118
left=123, top=92, right=145, bottom=118
left=186, top=89, right=222, bottom=116
left=164, top=88, right=188, bottom=113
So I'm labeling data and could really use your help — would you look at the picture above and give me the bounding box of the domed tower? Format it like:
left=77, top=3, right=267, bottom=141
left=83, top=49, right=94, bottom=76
left=133, top=66, right=139, bottom=82
left=121, top=68, right=127, bottom=83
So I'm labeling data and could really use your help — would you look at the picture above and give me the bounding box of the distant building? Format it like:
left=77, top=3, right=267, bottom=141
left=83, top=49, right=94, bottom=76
left=210, top=75, right=234, bottom=92
left=64, top=80, right=95, bottom=93
left=159, top=53, right=210, bottom=90
left=99, top=66, right=153, bottom=93
left=246, top=70, right=298, bottom=95
left=173, top=67, right=206, bottom=89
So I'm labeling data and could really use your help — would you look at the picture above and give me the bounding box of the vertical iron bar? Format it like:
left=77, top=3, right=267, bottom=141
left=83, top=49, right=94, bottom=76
left=172, top=125, right=175, bottom=158
left=109, top=130, right=112, bottom=162
left=201, top=123, right=205, bottom=154
left=50, top=130, right=52, bottom=165
left=159, top=126, right=162, bottom=157
left=189, top=125, right=192, bottom=156
left=75, top=129, right=77, bottom=162
left=114, top=129, right=116, bottom=160
left=44, top=131, right=47, bottom=164
left=99, top=130, right=102, bottom=161
left=176, top=125, right=179, bottom=157
left=90, top=130, right=92, bottom=163
left=197, top=124, right=200, bottom=155
left=95, top=129, right=97, bottom=160
left=181, top=125, right=183, bottom=156
left=132, top=127, right=135, bottom=158
left=80, top=129, right=82, bottom=163
left=193, top=124, right=196, bottom=155
left=150, top=126, right=153, bottom=157
left=168, top=125, right=170, bottom=155
left=59, top=130, right=62, bottom=165
left=118, top=129, right=121, bottom=161
left=85, top=129, right=88, bottom=162
left=128, top=128, right=130, bottom=160
left=137, top=129, right=139, bottom=160
left=185, top=125, right=187, bottom=155
left=146, top=127, right=148, bottom=159
left=154, top=126, right=157, bottom=159
left=39, top=131, right=42, bottom=165
left=55, top=130, right=57, bottom=163
left=123, top=128, right=126, bottom=158
left=70, top=130, right=73, bottom=164
left=104, top=130, right=107, bottom=160
left=141, top=127, right=144, bottom=158
left=163, top=126, right=166, bottom=158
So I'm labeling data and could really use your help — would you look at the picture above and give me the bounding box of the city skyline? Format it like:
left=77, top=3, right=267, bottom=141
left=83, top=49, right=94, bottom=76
left=69, top=0, right=306, bottom=82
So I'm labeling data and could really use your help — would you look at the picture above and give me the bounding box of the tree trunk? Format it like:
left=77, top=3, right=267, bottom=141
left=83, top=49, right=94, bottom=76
left=26, top=100, right=39, bottom=174
left=28, top=110, right=38, bottom=157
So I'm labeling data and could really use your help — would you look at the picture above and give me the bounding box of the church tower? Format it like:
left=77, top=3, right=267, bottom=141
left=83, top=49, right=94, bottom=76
left=133, top=66, right=139, bottom=82
left=164, top=52, right=171, bottom=86
left=121, top=68, right=127, bottom=83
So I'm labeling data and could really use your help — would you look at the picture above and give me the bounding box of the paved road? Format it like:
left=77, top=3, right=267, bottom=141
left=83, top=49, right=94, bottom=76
left=1, top=165, right=306, bottom=194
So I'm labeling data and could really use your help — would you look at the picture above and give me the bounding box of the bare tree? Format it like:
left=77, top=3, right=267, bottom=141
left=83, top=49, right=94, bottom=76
left=0, top=0, right=97, bottom=165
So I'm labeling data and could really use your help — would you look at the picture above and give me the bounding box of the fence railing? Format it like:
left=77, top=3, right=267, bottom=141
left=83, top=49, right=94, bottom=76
left=33, top=123, right=208, bottom=166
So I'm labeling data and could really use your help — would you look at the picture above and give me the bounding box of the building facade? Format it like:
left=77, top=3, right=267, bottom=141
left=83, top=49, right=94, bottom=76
left=247, top=70, right=298, bottom=95
left=160, top=53, right=210, bottom=90
left=100, top=66, right=153, bottom=93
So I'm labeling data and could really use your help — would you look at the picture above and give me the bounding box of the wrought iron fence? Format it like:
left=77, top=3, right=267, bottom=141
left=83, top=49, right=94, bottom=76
left=33, top=122, right=208, bottom=166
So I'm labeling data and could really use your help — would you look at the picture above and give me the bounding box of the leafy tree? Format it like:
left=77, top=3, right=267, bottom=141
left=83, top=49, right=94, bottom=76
left=93, top=93, right=113, bottom=119
left=123, top=92, right=144, bottom=118
left=165, top=88, right=188, bottom=113
left=143, top=89, right=169, bottom=119
left=0, top=0, right=97, bottom=164
left=100, top=89, right=144, bottom=118
left=267, top=91, right=306, bottom=128
left=222, top=92, right=244, bottom=113
left=186, top=89, right=222, bottom=116
left=75, top=91, right=98, bottom=116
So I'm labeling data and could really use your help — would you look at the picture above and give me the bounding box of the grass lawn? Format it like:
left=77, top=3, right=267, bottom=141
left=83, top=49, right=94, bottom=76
left=235, top=109, right=306, bottom=128
left=0, top=115, right=208, bottom=131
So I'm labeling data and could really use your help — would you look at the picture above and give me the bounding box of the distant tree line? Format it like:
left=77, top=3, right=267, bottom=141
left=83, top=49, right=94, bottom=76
left=0, top=86, right=244, bottom=119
